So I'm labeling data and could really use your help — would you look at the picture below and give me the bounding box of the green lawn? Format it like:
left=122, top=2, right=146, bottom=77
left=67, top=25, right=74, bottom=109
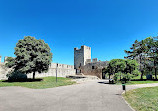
left=0, top=77, right=76, bottom=89
left=132, top=75, right=147, bottom=79
left=115, top=75, right=158, bottom=85
left=123, top=87, right=158, bottom=111
left=132, top=75, right=158, bottom=79
left=116, top=80, right=158, bottom=85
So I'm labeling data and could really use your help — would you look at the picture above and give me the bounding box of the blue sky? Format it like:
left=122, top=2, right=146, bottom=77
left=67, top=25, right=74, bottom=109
left=0, top=0, right=158, bottom=65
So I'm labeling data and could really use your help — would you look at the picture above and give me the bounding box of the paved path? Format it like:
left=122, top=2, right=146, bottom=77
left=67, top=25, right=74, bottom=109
left=0, top=80, right=158, bottom=111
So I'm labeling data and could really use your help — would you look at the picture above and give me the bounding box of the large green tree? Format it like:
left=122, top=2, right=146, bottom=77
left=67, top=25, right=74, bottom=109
left=106, top=59, right=139, bottom=82
left=145, top=37, right=158, bottom=79
left=7, top=36, right=53, bottom=79
left=125, top=39, right=148, bottom=79
left=125, top=36, right=158, bottom=79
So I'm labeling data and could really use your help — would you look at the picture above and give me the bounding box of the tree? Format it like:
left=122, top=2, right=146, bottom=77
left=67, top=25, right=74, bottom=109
left=7, top=36, right=53, bottom=79
left=125, top=39, right=148, bottom=79
left=125, top=59, right=139, bottom=74
left=5, top=57, right=15, bottom=68
left=107, top=59, right=126, bottom=75
left=145, top=37, right=158, bottom=79
left=124, top=40, right=139, bottom=60
left=106, top=59, right=140, bottom=82
left=125, top=36, right=158, bottom=79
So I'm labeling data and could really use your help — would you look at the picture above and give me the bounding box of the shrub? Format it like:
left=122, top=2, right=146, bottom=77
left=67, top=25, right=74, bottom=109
left=6, top=70, right=27, bottom=82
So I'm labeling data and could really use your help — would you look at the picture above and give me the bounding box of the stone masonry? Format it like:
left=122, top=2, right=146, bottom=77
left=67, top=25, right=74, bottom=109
left=74, top=45, right=108, bottom=79
left=74, top=45, right=91, bottom=73
left=0, top=56, right=75, bottom=80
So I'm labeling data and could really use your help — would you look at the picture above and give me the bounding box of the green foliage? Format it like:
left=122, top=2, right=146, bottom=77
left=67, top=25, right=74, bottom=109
left=125, top=59, right=139, bottom=73
left=7, top=36, right=53, bottom=79
left=125, top=36, right=158, bottom=79
left=113, top=72, right=121, bottom=82
left=106, top=59, right=140, bottom=83
left=108, top=59, right=126, bottom=74
left=5, top=57, right=15, bottom=68
left=123, top=73, right=132, bottom=80
left=132, top=70, right=141, bottom=76
left=7, top=70, right=27, bottom=82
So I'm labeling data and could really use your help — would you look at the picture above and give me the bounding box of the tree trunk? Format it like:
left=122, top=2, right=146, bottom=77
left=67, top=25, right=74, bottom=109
left=154, top=60, right=157, bottom=79
left=139, top=55, right=143, bottom=80
left=120, top=75, right=121, bottom=81
left=141, top=71, right=143, bottom=80
left=109, top=74, right=110, bottom=79
left=155, top=68, right=157, bottom=80
left=33, top=71, right=35, bottom=80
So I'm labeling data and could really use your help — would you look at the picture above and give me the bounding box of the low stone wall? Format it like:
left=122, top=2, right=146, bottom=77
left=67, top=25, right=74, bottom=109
left=0, top=63, right=76, bottom=80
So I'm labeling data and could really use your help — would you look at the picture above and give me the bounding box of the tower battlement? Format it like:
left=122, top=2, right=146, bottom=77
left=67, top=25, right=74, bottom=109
left=74, top=45, right=91, bottom=69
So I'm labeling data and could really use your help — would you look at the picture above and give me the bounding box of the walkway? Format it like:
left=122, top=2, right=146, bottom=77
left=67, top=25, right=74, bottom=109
left=0, top=80, right=158, bottom=111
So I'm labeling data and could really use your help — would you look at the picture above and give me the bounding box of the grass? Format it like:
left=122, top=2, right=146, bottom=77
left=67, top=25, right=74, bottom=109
left=132, top=75, right=158, bottom=79
left=132, top=75, right=146, bottom=79
left=0, top=76, right=76, bottom=89
left=115, top=75, right=158, bottom=85
left=116, top=80, right=158, bottom=85
left=123, top=87, right=158, bottom=111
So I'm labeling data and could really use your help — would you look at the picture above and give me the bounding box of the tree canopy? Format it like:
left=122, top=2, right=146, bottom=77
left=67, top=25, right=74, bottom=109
left=125, top=36, right=158, bottom=79
left=105, top=59, right=139, bottom=82
left=6, top=36, right=53, bottom=79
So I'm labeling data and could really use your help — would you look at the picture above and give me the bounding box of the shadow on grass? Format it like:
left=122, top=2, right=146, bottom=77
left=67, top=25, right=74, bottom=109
left=2, top=78, right=43, bottom=83
left=98, top=82, right=115, bottom=85
left=131, top=79, right=158, bottom=81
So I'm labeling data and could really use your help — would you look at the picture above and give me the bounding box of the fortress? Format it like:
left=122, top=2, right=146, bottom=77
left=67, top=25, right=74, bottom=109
left=0, top=45, right=108, bottom=80
left=74, top=45, right=108, bottom=79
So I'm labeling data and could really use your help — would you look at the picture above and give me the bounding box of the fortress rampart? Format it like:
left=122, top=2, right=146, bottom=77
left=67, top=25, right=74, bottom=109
left=0, top=45, right=108, bottom=80
left=0, top=56, right=75, bottom=80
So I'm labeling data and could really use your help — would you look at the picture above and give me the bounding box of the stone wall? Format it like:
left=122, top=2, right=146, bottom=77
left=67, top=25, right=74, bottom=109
left=0, top=63, right=11, bottom=80
left=83, top=46, right=91, bottom=65
left=74, top=45, right=91, bottom=69
left=81, top=61, right=108, bottom=79
left=0, top=62, right=76, bottom=80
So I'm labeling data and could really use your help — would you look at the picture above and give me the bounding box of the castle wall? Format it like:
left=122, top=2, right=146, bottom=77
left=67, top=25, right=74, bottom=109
left=81, top=61, right=108, bottom=79
left=0, top=63, right=12, bottom=80
left=0, top=62, right=75, bottom=80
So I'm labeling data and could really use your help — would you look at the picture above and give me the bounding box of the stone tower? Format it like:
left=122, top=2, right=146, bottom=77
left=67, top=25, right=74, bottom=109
left=74, top=45, right=91, bottom=70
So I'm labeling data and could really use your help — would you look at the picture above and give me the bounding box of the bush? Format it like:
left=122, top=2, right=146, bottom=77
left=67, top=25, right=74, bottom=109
left=6, top=71, right=27, bottom=82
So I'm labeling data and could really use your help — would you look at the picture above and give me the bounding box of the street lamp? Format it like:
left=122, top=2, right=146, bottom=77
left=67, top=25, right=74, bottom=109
left=56, top=63, right=58, bottom=83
